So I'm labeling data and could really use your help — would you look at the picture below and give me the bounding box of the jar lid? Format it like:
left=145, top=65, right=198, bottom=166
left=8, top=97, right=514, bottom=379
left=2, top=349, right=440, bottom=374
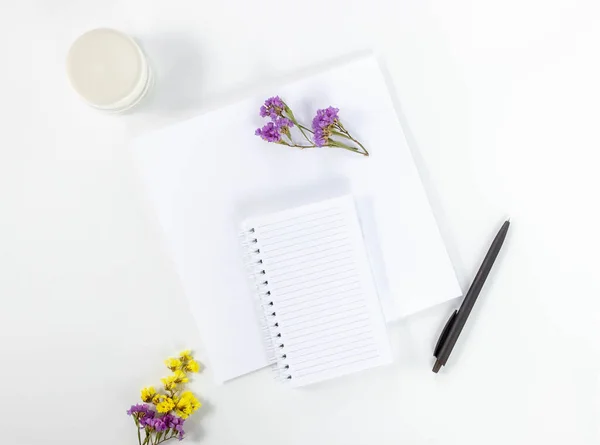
left=67, top=28, right=149, bottom=111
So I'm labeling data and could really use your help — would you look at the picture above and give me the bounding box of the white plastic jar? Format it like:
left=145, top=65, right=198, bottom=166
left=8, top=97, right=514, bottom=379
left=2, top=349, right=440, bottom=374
left=66, top=28, right=152, bottom=112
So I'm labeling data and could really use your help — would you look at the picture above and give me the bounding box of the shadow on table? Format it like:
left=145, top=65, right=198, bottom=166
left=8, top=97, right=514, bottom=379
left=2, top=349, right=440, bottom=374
left=136, top=32, right=207, bottom=113
left=185, top=399, right=214, bottom=442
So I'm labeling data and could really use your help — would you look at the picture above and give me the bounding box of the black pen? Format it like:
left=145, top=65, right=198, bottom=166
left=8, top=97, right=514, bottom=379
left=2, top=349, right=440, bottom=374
left=432, top=220, right=510, bottom=373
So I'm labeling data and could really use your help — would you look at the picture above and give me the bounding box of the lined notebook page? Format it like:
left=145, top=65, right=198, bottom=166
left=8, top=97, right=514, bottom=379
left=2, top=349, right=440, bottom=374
left=242, top=196, right=392, bottom=387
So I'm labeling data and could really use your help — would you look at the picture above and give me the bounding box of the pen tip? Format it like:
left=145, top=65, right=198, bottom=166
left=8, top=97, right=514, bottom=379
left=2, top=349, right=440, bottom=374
left=432, top=360, right=442, bottom=373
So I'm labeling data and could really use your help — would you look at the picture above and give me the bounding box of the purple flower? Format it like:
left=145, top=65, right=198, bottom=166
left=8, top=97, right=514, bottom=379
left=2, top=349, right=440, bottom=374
left=146, top=417, right=168, bottom=432
left=311, top=107, right=339, bottom=146
left=163, top=414, right=186, bottom=440
left=127, top=404, right=153, bottom=416
left=311, top=107, right=339, bottom=130
left=274, top=117, right=293, bottom=130
left=259, top=96, right=286, bottom=119
left=313, top=129, right=328, bottom=147
left=255, top=122, right=282, bottom=143
left=127, top=404, right=156, bottom=428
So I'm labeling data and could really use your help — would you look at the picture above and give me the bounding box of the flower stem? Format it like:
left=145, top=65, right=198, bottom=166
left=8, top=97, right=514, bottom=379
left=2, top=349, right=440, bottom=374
left=283, top=132, right=294, bottom=144
left=134, top=417, right=142, bottom=445
left=142, top=429, right=150, bottom=445
left=280, top=137, right=367, bottom=155
left=295, top=124, right=314, bottom=145
left=347, top=135, right=369, bottom=156
left=298, top=124, right=314, bottom=134
left=156, top=436, right=177, bottom=445
left=327, top=140, right=366, bottom=156
left=282, top=102, right=314, bottom=145
left=158, top=430, right=180, bottom=444
left=335, top=122, right=369, bottom=156
left=279, top=141, right=317, bottom=149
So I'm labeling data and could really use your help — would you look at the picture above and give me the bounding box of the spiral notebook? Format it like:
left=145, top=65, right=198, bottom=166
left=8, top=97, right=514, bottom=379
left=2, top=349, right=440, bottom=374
left=240, top=196, right=392, bottom=386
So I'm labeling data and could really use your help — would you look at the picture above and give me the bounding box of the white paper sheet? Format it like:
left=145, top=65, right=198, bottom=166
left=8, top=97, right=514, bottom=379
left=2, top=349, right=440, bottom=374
left=132, top=56, right=462, bottom=383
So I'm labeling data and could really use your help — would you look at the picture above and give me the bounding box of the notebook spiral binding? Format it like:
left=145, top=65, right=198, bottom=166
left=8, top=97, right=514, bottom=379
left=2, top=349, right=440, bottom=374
left=240, top=227, right=292, bottom=382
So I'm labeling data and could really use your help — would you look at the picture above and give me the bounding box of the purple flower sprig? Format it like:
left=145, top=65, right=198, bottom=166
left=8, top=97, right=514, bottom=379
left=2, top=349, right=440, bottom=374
left=255, top=97, right=369, bottom=156
left=128, top=405, right=186, bottom=443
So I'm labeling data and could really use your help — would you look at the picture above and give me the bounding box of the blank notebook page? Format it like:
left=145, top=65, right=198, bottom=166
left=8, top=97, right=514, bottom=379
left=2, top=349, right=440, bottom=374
left=241, top=196, right=392, bottom=387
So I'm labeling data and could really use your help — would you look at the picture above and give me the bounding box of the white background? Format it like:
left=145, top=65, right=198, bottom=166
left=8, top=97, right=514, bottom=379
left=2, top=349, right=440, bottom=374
left=1, top=1, right=599, bottom=444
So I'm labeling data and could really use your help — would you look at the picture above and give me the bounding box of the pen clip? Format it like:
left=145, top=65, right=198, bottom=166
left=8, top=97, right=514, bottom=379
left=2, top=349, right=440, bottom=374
left=434, top=309, right=458, bottom=358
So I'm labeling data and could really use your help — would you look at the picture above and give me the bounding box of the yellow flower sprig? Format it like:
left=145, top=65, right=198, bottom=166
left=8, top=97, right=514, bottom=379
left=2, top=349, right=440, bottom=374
left=129, top=350, right=203, bottom=445
left=165, top=350, right=201, bottom=374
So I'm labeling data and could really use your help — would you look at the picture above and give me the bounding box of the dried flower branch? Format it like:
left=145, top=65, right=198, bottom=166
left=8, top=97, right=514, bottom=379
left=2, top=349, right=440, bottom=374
left=255, top=96, right=369, bottom=156
left=127, top=351, right=203, bottom=444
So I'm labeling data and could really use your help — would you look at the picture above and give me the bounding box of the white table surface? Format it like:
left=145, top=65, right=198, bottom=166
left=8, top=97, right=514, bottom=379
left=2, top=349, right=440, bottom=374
left=1, top=1, right=599, bottom=444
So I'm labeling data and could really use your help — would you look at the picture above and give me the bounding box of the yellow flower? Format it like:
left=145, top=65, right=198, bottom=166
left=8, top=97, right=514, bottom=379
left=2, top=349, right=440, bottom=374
left=161, top=370, right=189, bottom=392
left=165, top=357, right=182, bottom=372
left=179, top=350, right=193, bottom=362
left=186, top=393, right=201, bottom=413
left=183, top=359, right=201, bottom=373
left=173, top=399, right=191, bottom=418
left=161, top=375, right=178, bottom=392
left=156, top=396, right=175, bottom=413
left=173, top=370, right=189, bottom=384
left=140, top=386, right=156, bottom=403
left=174, top=391, right=201, bottom=419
